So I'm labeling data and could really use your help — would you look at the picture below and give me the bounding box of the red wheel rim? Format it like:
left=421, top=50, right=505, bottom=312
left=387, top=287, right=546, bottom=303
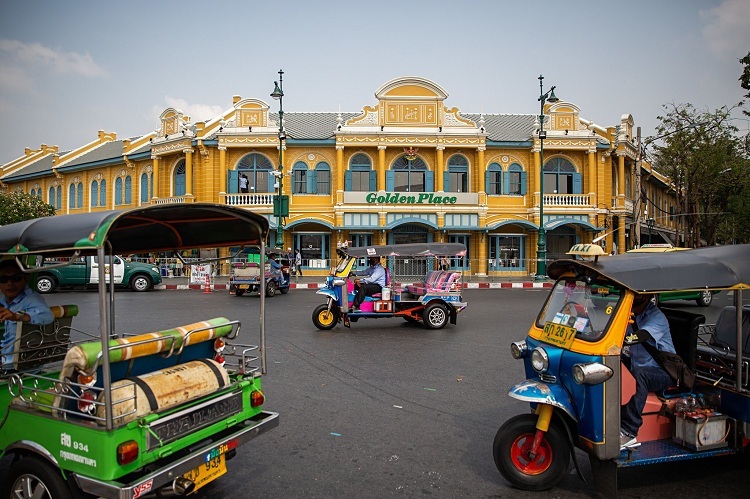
left=509, top=432, right=553, bottom=475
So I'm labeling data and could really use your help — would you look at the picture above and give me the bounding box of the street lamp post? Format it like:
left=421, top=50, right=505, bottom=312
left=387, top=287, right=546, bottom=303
left=535, top=75, right=559, bottom=280
left=271, top=70, right=286, bottom=248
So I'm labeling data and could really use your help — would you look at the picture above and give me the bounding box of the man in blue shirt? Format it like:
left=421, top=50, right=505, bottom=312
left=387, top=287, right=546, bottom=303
left=620, top=293, right=675, bottom=450
left=0, top=259, right=54, bottom=371
left=352, top=257, right=386, bottom=311
left=268, top=253, right=286, bottom=285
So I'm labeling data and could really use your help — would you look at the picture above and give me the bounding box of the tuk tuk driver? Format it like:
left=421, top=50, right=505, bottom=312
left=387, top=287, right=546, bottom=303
left=620, top=293, right=675, bottom=450
left=351, top=257, right=386, bottom=311
left=268, top=253, right=286, bottom=285
left=0, top=259, right=54, bottom=371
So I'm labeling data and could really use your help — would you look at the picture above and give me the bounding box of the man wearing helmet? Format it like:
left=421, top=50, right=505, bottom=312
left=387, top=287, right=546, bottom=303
left=351, top=256, right=386, bottom=311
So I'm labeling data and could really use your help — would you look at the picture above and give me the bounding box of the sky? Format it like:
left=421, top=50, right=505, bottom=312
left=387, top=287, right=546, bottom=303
left=1, top=0, right=749, bottom=166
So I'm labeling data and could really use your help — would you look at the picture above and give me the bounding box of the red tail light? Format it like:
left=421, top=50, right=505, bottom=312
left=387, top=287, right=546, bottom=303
left=250, top=390, right=265, bottom=407
left=117, top=440, right=139, bottom=465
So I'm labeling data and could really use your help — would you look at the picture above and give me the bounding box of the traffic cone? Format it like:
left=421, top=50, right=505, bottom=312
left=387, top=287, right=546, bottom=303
left=203, top=273, right=211, bottom=294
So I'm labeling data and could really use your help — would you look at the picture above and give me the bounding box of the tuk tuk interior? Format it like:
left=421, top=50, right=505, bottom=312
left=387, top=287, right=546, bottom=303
left=496, top=243, right=750, bottom=497
left=0, top=203, right=278, bottom=497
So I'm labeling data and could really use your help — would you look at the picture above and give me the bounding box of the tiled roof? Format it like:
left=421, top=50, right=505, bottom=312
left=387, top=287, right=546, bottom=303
left=60, top=140, right=127, bottom=168
left=272, top=112, right=360, bottom=139
left=464, top=113, right=535, bottom=142
left=2, top=154, right=56, bottom=179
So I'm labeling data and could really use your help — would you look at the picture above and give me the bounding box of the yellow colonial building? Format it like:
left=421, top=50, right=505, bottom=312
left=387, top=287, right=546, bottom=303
left=0, top=76, right=679, bottom=276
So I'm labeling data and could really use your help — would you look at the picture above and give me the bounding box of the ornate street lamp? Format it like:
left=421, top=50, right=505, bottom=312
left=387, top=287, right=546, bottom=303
left=535, top=75, right=559, bottom=280
left=271, top=70, right=287, bottom=248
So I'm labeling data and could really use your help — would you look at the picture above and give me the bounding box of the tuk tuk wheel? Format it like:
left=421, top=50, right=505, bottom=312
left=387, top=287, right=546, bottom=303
left=493, top=413, right=570, bottom=491
left=312, top=304, right=338, bottom=330
left=696, top=290, right=713, bottom=307
left=266, top=281, right=277, bottom=297
left=4, top=455, right=72, bottom=499
left=422, top=303, right=448, bottom=329
left=234, top=289, right=245, bottom=297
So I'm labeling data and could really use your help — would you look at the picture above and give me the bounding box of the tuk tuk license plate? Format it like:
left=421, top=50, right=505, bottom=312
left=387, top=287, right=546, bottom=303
left=183, top=454, right=226, bottom=492
left=541, top=322, right=577, bottom=348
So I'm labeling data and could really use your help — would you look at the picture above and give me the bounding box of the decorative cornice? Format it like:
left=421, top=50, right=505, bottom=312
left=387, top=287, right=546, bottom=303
left=219, top=136, right=277, bottom=147
left=151, top=139, right=193, bottom=156
left=124, top=156, right=136, bottom=169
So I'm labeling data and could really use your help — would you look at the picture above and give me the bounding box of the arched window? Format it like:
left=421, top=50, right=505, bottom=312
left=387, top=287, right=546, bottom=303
left=445, top=154, right=468, bottom=193
left=345, top=153, right=375, bottom=191
left=115, top=177, right=123, bottom=205
left=90, top=180, right=106, bottom=207
left=486, top=163, right=502, bottom=195
left=543, top=157, right=581, bottom=194
left=124, top=175, right=132, bottom=204
left=91, top=182, right=99, bottom=207
left=237, top=153, right=274, bottom=193
left=387, top=155, right=431, bottom=192
left=174, top=160, right=186, bottom=196
left=506, top=163, right=526, bottom=195
left=49, top=186, right=61, bottom=210
left=140, top=173, right=150, bottom=203
left=292, top=161, right=308, bottom=194
left=68, top=182, right=83, bottom=208
left=315, top=162, right=330, bottom=195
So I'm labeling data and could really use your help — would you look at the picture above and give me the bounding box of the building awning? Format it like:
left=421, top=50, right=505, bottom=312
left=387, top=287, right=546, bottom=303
left=488, top=220, right=539, bottom=231
left=545, top=218, right=601, bottom=231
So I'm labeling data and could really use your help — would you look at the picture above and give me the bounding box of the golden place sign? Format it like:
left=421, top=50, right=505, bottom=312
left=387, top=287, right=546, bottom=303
left=365, top=192, right=458, bottom=205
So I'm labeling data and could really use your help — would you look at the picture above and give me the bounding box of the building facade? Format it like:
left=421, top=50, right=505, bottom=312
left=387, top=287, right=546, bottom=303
left=0, top=76, right=679, bottom=276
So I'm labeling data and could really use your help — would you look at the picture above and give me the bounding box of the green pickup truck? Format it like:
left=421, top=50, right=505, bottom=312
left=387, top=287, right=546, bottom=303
left=35, top=255, right=162, bottom=293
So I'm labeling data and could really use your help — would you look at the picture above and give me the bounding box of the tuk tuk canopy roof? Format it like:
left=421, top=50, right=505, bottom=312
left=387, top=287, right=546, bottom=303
left=0, top=203, right=270, bottom=257
left=548, top=244, right=750, bottom=292
left=344, top=242, right=467, bottom=258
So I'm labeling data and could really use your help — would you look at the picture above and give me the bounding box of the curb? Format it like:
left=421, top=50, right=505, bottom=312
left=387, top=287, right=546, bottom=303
left=154, top=281, right=553, bottom=291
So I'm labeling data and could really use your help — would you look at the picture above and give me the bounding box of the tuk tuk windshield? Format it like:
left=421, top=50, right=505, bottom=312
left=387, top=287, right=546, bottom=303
left=536, top=278, right=624, bottom=342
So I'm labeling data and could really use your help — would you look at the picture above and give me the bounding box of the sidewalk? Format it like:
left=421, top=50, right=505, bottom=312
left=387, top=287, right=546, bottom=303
left=154, top=275, right=552, bottom=291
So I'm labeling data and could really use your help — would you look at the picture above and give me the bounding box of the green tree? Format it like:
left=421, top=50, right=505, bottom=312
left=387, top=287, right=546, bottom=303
left=740, top=51, right=750, bottom=119
left=652, top=103, right=747, bottom=246
left=0, top=190, right=56, bottom=225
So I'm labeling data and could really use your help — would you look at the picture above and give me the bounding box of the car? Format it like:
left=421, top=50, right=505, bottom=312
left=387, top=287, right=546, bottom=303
left=35, top=255, right=162, bottom=293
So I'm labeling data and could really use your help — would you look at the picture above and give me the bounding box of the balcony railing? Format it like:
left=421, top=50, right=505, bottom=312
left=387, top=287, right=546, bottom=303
left=224, top=193, right=275, bottom=207
left=152, top=196, right=193, bottom=205
left=542, top=193, right=591, bottom=206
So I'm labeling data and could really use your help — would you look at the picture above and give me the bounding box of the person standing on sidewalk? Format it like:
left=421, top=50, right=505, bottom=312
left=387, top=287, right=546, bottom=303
left=294, top=249, right=303, bottom=282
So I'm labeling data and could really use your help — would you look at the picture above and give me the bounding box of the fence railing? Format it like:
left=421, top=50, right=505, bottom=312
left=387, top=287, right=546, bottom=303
left=133, top=256, right=557, bottom=281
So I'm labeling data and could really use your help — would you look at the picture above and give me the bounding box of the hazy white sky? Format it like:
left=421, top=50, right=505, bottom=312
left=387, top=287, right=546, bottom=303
left=1, top=0, right=748, bottom=166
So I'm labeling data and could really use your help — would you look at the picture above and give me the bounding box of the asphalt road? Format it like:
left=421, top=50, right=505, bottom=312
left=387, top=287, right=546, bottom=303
left=6, top=288, right=750, bottom=498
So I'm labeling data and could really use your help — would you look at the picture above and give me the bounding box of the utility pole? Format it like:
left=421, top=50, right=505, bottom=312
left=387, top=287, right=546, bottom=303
left=633, top=127, right=642, bottom=249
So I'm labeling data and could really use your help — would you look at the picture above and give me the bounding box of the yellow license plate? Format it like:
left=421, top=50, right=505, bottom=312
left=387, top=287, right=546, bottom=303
left=183, top=454, right=227, bottom=492
left=541, top=322, right=577, bottom=349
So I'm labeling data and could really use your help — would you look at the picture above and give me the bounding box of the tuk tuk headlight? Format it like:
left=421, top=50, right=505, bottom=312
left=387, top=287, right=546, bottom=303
left=530, top=347, right=549, bottom=373
left=333, top=278, right=346, bottom=287
left=572, top=362, right=613, bottom=385
left=510, top=341, right=527, bottom=359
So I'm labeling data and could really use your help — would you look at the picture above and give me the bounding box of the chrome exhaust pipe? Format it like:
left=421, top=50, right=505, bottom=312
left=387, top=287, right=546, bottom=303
left=173, top=477, right=196, bottom=495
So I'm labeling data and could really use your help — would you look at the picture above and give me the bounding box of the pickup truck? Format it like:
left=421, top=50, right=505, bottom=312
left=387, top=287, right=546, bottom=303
left=35, top=255, right=162, bottom=293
